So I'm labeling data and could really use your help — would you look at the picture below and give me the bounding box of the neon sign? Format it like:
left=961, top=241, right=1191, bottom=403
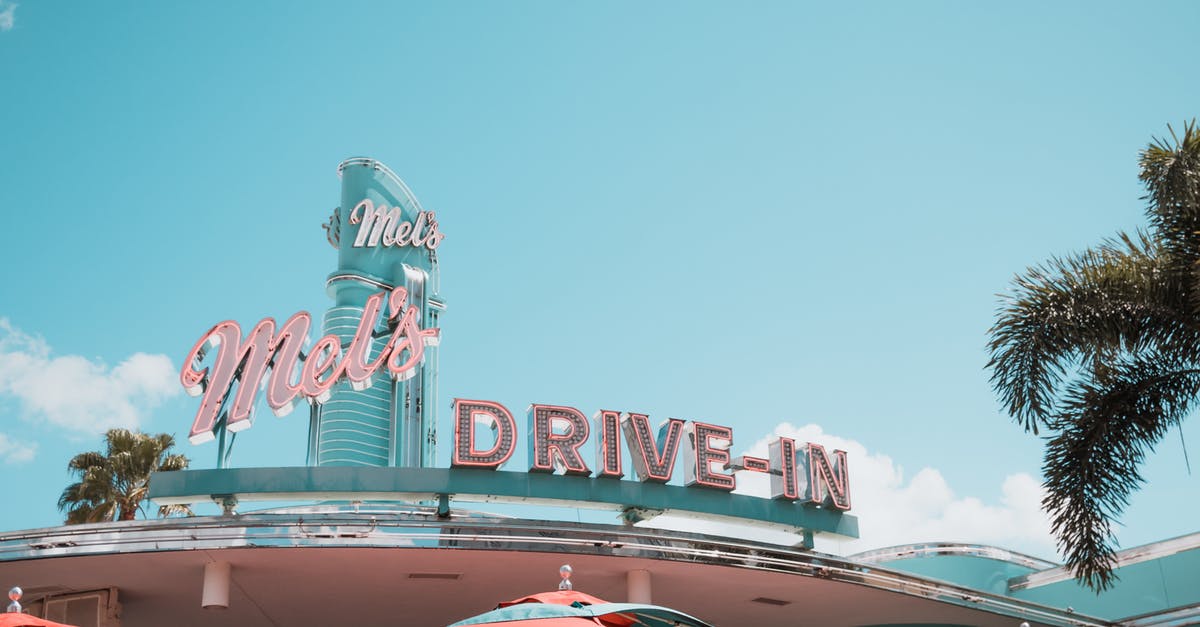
left=178, top=296, right=852, bottom=509
left=180, top=286, right=440, bottom=445
left=348, top=198, right=445, bottom=250
left=171, top=160, right=854, bottom=541
left=451, top=398, right=852, bottom=510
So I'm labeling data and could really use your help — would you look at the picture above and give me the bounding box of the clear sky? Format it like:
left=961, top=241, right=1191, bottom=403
left=1, top=1, right=1198, bottom=560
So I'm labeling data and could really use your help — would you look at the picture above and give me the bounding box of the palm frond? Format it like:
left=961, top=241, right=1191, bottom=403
left=1042, top=351, right=1200, bottom=589
left=991, top=122, right=1200, bottom=591
left=1141, top=119, right=1200, bottom=269
left=60, top=429, right=191, bottom=525
left=158, top=503, right=194, bottom=518
left=988, top=231, right=1194, bottom=433
left=158, top=454, right=189, bottom=472
left=67, top=451, right=108, bottom=472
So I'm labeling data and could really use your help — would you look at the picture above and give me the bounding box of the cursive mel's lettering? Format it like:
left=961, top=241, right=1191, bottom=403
left=180, top=286, right=440, bottom=444
left=348, top=198, right=444, bottom=250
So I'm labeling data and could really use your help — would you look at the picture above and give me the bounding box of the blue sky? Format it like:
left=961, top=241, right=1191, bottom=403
left=1, top=1, right=1198, bottom=559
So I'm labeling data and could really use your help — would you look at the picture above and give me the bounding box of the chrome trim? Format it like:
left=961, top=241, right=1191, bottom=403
left=850, top=542, right=1058, bottom=570
left=337, top=158, right=427, bottom=216
left=0, top=511, right=1111, bottom=627
left=1118, top=602, right=1200, bottom=627
left=1009, top=531, right=1200, bottom=592
left=325, top=272, right=394, bottom=291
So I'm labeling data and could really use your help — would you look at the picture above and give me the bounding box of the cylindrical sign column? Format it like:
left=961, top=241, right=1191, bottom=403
left=310, top=158, right=444, bottom=468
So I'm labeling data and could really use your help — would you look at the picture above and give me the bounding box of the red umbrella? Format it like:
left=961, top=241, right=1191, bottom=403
left=498, top=591, right=621, bottom=610
left=449, top=588, right=710, bottom=627
left=491, top=591, right=633, bottom=627
left=0, top=614, right=77, bottom=627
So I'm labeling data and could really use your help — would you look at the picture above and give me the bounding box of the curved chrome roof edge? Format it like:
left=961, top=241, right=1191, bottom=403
left=1118, top=601, right=1200, bottom=627
left=0, top=512, right=1110, bottom=627
left=849, top=542, right=1059, bottom=570
left=336, top=157, right=427, bottom=214
left=247, top=502, right=517, bottom=519
left=1009, top=530, right=1200, bottom=592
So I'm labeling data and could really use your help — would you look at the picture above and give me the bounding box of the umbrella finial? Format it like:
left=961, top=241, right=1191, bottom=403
left=7, top=586, right=21, bottom=613
left=558, top=564, right=573, bottom=591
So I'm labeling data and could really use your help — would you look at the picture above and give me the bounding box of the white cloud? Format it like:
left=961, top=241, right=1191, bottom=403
left=642, top=422, right=1057, bottom=560
left=0, top=2, right=15, bottom=31
left=0, top=432, right=35, bottom=463
left=0, top=318, right=179, bottom=434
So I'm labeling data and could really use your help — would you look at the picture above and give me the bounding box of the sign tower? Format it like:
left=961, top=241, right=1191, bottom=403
left=310, top=158, right=445, bottom=467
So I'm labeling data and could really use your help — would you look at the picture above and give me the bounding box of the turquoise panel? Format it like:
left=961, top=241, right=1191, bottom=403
left=334, top=159, right=437, bottom=280
left=1011, top=546, right=1200, bottom=620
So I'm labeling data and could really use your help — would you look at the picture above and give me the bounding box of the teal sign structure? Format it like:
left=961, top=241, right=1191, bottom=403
left=166, top=158, right=857, bottom=541
left=314, top=159, right=444, bottom=467
left=179, top=159, right=444, bottom=469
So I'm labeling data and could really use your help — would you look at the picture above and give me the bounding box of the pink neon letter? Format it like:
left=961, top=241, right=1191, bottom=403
left=683, top=422, right=735, bottom=491
left=800, top=443, right=851, bottom=510
left=769, top=437, right=799, bottom=501
left=181, top=321, right=245, bottom=445
left=451, top=399, right=517, bottom=469
left=300, top=335, right=343, bottom=401
left=621, top=413, right=684, bottom=483
left=264, top=311, right=312, bottom=417
left=593, top=410, right=623, bottom=479
left=385, top=287, right=441, bottom=381
left=341, top=290, right=389, bottom=389
left=527, top=404, right=591, bottom=476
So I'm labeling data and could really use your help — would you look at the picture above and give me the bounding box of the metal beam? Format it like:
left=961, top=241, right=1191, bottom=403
left=149, top=467, right=858, bottom=539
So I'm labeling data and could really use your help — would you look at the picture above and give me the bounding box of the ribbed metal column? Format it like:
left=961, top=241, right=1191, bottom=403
left=316, top=306, right=392, bottom=466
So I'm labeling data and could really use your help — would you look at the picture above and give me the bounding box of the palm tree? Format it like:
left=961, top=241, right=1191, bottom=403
left=58, top=428, right=191, bottom=524
left=987, top=121, right=1200, bottom=591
